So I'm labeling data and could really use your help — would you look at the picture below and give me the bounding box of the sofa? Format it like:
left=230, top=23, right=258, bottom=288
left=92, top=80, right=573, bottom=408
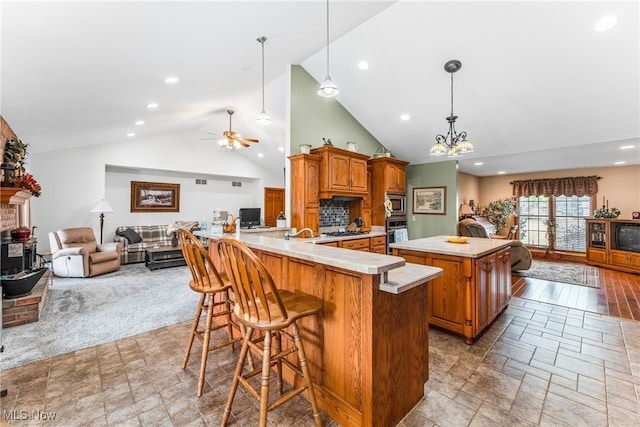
left=49, top=227, right=123, bottom=277
left=458, top=217, right=533, bottom=271
left=114, top=221, right=199, bottom=264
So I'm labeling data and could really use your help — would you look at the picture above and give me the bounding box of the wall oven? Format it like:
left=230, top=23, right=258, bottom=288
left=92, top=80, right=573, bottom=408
left=386, top=193, right=407, bottom=217
left=386, top=216, right=408, bottom=254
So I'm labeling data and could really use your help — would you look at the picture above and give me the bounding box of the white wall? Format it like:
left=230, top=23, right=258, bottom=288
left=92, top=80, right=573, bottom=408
left=29, top=129, right=283, bottom=251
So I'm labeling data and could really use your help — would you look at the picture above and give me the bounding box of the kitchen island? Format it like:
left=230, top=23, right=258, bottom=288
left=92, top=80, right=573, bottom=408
left=391, top=236, right=513, bottom=344
left=195, top=231, right=442, bottom=427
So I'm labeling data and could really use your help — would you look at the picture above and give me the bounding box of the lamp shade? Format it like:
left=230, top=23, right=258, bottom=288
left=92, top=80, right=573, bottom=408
left=459, top=203, right=473, bottom=215
left=90, top=199, right=114, bottom=213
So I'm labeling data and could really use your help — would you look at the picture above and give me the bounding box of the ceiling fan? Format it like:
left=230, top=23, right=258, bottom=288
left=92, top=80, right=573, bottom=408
left=203, top=109, right=259, bottom=149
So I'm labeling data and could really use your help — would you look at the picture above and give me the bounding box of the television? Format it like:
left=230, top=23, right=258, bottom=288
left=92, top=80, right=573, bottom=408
left=239, top=208, right=261, bottom=229
left=615, top=223, right=640, bottom=253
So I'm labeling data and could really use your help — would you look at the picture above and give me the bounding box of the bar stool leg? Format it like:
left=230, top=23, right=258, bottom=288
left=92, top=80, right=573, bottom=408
left=222, top=327, right=253, bottom=426
left=293, top=323, right=322, bottom=427
left=258, top=331, right=273, bottom=427
left=275, top=331, right=283, bottom=395
left=182, top=293, right=205, bottom=369
left=196, top=293, right=215, bottom=397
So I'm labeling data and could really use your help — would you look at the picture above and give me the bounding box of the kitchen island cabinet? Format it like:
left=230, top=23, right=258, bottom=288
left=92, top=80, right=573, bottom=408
left=196, top=231, right=442, bottom=427
left=391, top=236, right=512, bottom=344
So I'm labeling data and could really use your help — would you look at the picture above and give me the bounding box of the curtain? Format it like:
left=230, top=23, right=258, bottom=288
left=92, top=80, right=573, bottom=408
left=512, top=175, right=599, bottom=198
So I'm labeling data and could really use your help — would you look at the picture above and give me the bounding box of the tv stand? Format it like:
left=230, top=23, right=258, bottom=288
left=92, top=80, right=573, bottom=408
left=586, top=219, right=640, bottom=274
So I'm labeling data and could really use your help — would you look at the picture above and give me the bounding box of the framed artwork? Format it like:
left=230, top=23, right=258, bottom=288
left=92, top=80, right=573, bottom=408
left=131, top=181, right=180, bottom=213
left=413, top=186, right=446, bottom=215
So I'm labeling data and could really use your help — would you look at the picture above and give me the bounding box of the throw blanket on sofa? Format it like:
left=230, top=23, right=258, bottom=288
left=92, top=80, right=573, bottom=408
left=114, top=221, right=199, bottom=264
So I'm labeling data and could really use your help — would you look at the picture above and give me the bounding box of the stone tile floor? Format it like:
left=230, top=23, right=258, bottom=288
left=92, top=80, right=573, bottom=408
left=1, top=297, right=638, bottom=426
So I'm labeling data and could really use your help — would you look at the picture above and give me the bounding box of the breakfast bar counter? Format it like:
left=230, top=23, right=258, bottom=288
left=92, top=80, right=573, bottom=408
left=195, top=231, right=441, bottom=427
left=391, top=236, right=513, bottom=344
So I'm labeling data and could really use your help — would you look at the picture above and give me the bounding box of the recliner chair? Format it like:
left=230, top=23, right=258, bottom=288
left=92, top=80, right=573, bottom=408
left=49, top=227, right=123, bottom=277
left=458, top=218, right=532, bottom=271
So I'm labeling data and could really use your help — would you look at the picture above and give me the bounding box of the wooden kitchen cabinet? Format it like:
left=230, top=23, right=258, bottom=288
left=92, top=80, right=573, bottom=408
left=340, top=237, right=370, bottom=252
left=369, top=157, right=409, bottom=226
left=288, top=153, right=321, bottom=233
left=370, top=235, right=387, bottom=254
left=392, top=244, right=511, bottom=344
left=311, top=146, right=369, bottom=198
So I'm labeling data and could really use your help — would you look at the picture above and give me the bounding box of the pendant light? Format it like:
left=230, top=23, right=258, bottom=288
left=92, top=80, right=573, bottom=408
left=429, top=59, right=473, bottom=157
left=256, top=36, right=271, bottom=124
left=317, top=0, right=339, bottom=97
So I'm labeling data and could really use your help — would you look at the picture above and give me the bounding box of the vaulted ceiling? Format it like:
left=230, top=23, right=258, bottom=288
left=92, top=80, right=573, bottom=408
left=2, top=1, right=638, bottom=177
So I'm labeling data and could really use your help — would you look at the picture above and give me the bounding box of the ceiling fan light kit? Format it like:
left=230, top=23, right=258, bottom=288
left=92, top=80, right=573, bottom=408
left=217, top=109, right=259, bottom=149
left=430, top=59, right=473, bottom=157
left=317, top=0, right=339, bottom=98
left=256, top=36, right=271, bottom=125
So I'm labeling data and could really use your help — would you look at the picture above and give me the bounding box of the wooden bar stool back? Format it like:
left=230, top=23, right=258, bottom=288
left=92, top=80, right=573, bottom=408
left=177, top=229, right=242, bottom=397
left=216, top=237, right=323, bottom=427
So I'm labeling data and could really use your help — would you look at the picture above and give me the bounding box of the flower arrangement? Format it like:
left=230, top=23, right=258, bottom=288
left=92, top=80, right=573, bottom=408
left=481, top=198, right=518, bottom=233
left=593, top=207, right=620, bottom=219
left=384, top=197, right=393, bottom=217
left=13, top=173, right=42, bottom=197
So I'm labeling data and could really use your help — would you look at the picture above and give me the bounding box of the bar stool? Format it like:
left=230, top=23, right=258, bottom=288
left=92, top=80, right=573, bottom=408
left=216, top=237, right=323, bottom=427
left=178, top=229, right=242, bottom=397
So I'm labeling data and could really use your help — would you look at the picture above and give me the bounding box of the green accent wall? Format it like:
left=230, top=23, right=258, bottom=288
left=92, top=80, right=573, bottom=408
left=406, top=160, right=459, bottom=238
left=290, top=65, right=383, bottom=155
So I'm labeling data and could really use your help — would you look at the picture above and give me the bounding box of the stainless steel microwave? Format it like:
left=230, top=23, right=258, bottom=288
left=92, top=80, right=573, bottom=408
left=387, top=193, right=407, bottom=216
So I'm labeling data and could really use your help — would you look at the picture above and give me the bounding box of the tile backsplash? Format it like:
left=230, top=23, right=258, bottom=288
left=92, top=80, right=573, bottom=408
left=319, top=200, right=349, bottom=228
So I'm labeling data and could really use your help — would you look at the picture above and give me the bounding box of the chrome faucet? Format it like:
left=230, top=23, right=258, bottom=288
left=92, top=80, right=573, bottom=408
left=284, top=228, right=315, bottom=240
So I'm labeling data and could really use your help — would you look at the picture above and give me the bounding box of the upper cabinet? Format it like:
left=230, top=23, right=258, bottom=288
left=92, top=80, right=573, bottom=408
left=288, top=154, right=321, bottom=232
left=311, top=146, right=369, bottom=199
left=369, top=157, right=409, bottom=194
left=369, top=157, right=409, bottom=226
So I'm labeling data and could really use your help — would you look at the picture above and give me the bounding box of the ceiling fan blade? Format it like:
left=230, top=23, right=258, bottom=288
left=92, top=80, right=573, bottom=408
left=237, top=140, right=250, bottom=147
left=240, top=137, right=259, bottom=143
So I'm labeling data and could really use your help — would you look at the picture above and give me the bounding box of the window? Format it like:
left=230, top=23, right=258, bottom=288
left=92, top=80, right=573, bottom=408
left=519, top=195, right=592, bottom=252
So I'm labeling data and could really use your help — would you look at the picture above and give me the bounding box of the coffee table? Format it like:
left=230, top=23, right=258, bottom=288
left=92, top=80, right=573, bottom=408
left=144, top=245, right=186, bottom=271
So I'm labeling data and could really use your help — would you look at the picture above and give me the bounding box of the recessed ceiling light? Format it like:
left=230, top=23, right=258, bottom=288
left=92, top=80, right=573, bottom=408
left=146, top=103, right=158, bottom=109
left=474, top=162, right=483, bottom=166
left=620, top=145, right=635, bottom=150
left=594, top=15, right=618, bottom=32
left=278, top=147, right=284, bottom=152
left=126, top=132, right=135, bottom=137
left=134, top=120, right=144, bottom=126
left=497, top=171, right=506, bottom=175
left=400, top=114, right=410, bottom=121
left=257, top=153, right=264, bottom=158
left=164, top=76, right=179, bottom=84
left=358, top=61, right=369, bottom=70
left=614, top=161, right=626, bottom=165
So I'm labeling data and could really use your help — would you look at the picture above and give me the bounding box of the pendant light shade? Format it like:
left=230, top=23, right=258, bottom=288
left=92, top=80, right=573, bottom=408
left=256, top=36, right=271, bottom=125
left=317, top=0, right=339, bottom=98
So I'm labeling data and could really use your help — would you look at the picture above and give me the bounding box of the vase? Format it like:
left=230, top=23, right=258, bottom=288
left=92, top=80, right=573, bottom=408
left=171, top=235, right=178, bottom=247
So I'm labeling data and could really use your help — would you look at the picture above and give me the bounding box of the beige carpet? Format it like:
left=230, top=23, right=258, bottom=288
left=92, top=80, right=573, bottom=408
left=513, top=260, right=600, bottom=288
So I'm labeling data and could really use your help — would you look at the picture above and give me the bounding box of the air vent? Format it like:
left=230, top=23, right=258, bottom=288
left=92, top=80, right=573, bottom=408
left=232, top=181, right=242, bottom=187
left=195, top=179, right=207, bottom=185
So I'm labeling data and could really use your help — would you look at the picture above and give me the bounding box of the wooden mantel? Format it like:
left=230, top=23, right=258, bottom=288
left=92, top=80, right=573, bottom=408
left=0, top=187, right=32, bottom=205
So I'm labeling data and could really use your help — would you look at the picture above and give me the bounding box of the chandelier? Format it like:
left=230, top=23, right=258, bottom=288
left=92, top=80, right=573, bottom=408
left=429, top=59, right=473, bottom=157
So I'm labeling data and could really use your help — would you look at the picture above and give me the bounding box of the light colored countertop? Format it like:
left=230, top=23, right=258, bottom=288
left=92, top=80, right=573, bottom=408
left=390, top=235, right=513, bottom=258
left=194, top=230, right=442, bottom=294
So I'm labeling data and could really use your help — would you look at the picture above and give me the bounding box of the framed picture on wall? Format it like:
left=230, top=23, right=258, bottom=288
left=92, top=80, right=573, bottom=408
left=131, top=181, right=180, bottom=212
left=413, top=186, right=446, bottom=215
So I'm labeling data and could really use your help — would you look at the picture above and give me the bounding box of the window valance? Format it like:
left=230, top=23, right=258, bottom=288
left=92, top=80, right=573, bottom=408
left=511, top=175, right=599, bottom=198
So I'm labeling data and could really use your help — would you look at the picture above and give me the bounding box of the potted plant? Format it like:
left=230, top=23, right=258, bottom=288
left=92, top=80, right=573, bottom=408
left=1, top=137, right=28, bottom=187
left=481, top=198, right=518, bottom=233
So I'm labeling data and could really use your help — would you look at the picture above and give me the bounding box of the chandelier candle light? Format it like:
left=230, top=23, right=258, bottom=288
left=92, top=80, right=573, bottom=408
left=430, top=59, right=474, bottom=157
